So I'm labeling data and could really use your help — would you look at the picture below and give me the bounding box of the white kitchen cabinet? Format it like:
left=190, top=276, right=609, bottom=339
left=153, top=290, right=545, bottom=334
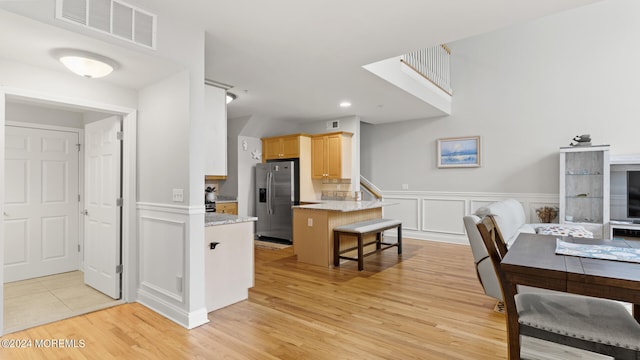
left=204, top=84, right=227, bottom=176
left=204, top=221, right=254, bottom=312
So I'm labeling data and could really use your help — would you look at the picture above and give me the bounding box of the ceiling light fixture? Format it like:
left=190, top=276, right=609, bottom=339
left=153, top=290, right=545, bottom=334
left=226, top=92, right=237, bottom=104
left=339, top=101, right=351, bottom=108
left=52, top=49, right=119, bottom=79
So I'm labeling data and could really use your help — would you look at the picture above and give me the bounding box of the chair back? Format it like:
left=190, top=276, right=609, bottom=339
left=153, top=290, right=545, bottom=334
left=476, top=216, right=513, bottom=303
left=477, top=215, right=508, bottom=259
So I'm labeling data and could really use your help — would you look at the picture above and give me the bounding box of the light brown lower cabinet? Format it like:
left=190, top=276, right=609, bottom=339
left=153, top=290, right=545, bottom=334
left=217, top=202, right=238, bottom=214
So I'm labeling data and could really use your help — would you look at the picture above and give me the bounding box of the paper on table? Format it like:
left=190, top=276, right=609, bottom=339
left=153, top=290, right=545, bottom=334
left=555, top=238, right=640, bottom=264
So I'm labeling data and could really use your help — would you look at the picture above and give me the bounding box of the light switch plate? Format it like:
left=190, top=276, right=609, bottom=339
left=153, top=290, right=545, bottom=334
left=172, top=188, right=184, bottom=202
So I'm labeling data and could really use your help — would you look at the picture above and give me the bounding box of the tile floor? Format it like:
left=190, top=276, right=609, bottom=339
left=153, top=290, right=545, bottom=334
left=3, top=271, right=122, bottom=333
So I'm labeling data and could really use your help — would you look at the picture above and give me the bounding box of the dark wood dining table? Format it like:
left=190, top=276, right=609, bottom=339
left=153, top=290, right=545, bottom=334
left=500, top=233, right=640, bottom=359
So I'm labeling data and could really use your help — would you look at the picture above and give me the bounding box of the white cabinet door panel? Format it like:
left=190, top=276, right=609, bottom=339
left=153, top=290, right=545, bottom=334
left=204, top=85, right=227, bottom=176
left=205, top=222, right=254, bottom=312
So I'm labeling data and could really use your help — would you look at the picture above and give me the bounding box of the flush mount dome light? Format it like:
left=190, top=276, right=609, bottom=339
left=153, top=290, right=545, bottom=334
left=52, top=49, right=119, bottom=78
left=226, top=92, right=237, bottom=104
left=339, top=101, right=351, bottom=108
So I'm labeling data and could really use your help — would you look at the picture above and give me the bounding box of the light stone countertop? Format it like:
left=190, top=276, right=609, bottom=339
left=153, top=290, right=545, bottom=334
left=293, top=200, right=397, bottom=212
left=205, top=213, right=257, bottom=226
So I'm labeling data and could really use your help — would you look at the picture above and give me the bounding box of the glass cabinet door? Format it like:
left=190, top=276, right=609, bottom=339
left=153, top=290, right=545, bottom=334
left=560, top=146, right=610, bottom=238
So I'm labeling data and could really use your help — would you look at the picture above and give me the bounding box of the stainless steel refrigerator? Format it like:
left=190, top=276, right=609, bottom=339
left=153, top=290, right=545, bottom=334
left=255, top=159, right=299, bottom=243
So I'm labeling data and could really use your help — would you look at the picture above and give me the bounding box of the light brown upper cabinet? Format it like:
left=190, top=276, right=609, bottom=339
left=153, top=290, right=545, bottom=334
left=311, top=132, right=353, bottom=179
left=262, top=134, right=308, bottom=161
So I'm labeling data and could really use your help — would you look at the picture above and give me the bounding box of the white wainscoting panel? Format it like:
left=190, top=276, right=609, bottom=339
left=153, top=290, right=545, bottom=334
left=422, top=198, right=466, bottom=235
left=381, top=197, right=419, bottom=230
left=136, top=203, right=209, bottom=329
left=139, top=215, right=185, bottom=302
left=382, top=191, right=559, bottom=244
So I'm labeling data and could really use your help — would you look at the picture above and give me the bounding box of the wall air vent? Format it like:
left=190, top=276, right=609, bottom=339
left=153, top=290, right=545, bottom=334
left=56, top=0, right=156, bottom=49
left=326, top=120, right=340, bottom=130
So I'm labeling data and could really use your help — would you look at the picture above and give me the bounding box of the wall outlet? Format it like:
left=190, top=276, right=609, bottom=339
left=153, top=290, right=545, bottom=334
left=307, top=218, right=313, bottom=227
left=172, top=188, right=184, bottom=202
left=402, top=184, right=409, bottom=190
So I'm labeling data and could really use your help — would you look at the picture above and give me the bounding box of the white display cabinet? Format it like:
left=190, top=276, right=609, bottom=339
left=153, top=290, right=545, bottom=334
left=559, top=145, right=610, bottom=239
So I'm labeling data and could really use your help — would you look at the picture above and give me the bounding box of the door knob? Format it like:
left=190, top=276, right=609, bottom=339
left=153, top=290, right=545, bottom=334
left=210, top=242, right=220, bottom=250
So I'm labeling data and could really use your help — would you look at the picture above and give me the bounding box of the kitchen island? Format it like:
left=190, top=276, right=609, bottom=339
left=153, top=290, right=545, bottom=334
left=204, top=213, right=257, bottom=312
left=292, top=200, right=396, bottom=267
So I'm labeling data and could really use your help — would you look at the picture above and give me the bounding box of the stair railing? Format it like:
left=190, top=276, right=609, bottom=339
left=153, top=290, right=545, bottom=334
left=401, top=44, right=452, bottom=96
left=360, top=175, right=383, bottom=201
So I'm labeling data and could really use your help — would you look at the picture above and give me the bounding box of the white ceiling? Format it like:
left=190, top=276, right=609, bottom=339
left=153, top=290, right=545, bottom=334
left=0, top=0, right=601, bottom=124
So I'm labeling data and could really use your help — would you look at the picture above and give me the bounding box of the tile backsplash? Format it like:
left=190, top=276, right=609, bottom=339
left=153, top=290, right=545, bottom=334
left=320, top=178, right=361, bottom=200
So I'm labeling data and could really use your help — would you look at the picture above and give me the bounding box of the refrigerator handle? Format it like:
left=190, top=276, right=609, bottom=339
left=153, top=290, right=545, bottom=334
left=267, top=171, right=274, bottom=215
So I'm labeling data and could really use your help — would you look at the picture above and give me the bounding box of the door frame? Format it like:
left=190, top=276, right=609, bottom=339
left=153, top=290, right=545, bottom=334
left=0, top=87, right=137, bottom=336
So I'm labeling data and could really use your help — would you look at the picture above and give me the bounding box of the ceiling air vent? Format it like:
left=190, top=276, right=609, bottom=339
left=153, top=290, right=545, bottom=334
left=56, top=0, right=156, bottom=49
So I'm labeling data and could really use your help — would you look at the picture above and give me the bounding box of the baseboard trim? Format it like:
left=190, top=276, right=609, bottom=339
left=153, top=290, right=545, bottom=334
left=137, top=289, right=209, bottom=330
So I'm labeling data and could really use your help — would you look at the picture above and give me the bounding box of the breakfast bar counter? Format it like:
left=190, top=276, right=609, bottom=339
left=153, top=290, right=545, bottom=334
left=292, top=200, right=396, bottom=267
left=294, top=200, right=392, bottom=212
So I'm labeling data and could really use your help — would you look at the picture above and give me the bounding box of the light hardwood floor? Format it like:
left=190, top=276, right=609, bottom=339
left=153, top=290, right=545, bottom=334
left=1, top=239, right=612, bottom=359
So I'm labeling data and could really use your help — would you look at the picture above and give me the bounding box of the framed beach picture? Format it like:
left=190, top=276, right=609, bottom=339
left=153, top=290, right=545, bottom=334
left=437, top=136, right=481, bottom=168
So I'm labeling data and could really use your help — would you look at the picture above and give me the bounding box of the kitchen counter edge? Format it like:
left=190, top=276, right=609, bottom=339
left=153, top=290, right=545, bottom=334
left=293, top=200, right=397, bottom=212
left=205, top=213, right=258, bottom=226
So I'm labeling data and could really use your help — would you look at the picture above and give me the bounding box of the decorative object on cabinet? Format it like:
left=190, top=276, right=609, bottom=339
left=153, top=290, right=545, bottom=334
left=569, top=134, right=592, bottom=147
left=311, top=132, right=353, bottom=179
left=559, top=145, right=610, bottom=239
left=436, top=136, right=480, bottom=168
left=205, top=186, right=216, bottom=203
left=535, top=206, right=558, bottom=223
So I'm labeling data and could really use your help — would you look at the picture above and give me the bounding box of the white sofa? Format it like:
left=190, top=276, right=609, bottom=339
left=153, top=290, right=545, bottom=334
left=463, top=199, right=592, bottom=301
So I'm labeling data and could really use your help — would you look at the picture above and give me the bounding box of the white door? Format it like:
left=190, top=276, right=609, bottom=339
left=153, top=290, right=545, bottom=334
left=84, top=116, right=121, bottom=299
left=4, top=126, right=80, bottom=282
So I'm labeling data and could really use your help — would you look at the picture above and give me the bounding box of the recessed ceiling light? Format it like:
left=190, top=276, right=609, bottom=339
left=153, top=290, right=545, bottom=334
left=52, top=49, right=118, bottom=78
left=339, top=101, right=351, bottom=108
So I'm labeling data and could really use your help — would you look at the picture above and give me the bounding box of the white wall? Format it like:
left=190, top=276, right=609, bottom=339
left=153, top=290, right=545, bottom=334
left=362, top=0, right=640, bottom=195
left=0, top=59, right=138, bottom=108
left=5, top=102, right=84, bottom=128
left=137, top=71, right=192, bottom=203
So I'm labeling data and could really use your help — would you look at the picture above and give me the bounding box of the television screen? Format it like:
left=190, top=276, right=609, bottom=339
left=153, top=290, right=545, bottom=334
left=629, top=171, right=640, bottom=218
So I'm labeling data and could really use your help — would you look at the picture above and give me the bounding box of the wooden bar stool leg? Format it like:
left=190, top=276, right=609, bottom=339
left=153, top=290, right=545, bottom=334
left=376, top=232, right=381, bottom=250
left=333, top=230, right=340, bottom=267
left=357, top=234, right=364, bottom=271
left=397, top=225, right=402, bottom=255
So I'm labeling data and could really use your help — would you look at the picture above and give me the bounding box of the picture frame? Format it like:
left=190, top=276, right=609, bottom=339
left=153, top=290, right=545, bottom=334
left=437, top=136, right=481, bottom=168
